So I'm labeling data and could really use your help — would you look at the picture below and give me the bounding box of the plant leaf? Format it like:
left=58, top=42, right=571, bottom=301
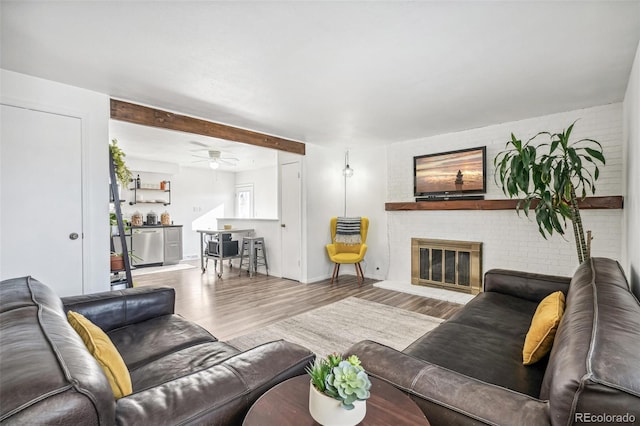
left=511, top=134, right=522, bottom=151
left=567, top=147, right=580, bottom=169
left=565, top=122, right=575, bottom=142
left=584, top=147, right=605, bottom=164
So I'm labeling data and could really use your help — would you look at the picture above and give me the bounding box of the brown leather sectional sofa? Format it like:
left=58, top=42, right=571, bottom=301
left=348, top=257, right=640, bottom=425
left=0, top=277, right=315, bottom=425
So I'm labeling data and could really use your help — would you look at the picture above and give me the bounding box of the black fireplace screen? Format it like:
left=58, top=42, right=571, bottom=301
left=419, top=248, right=471, bottom=287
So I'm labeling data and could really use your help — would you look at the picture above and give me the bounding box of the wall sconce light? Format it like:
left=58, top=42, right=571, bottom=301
left=343, top=150, right=354, bottom=177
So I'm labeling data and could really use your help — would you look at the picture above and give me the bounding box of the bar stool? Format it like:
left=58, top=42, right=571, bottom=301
left=238, top=237, right=269, bottom=277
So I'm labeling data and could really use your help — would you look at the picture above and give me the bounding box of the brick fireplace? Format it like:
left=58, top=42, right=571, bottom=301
left=411, top=238, right=483, bottom=294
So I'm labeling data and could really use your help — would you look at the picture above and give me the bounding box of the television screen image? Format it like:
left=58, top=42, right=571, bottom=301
left=414, top=146, right=486, bottom=196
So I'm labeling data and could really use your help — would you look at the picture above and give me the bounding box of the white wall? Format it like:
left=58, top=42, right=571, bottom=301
left=302, top=143, right=388, bottom=283
left=1, top=69, right=110, bottom=294
left=386, top=103, right=624, bottom=281
left=623, top=42, right=640, bottom=299
left=301, top=143, right=342, bottom=282
left=120, top=159, right=235, bottom=259
left=234, top=166, right=278, bottom=218
left=343, top=146, right=388, bottom=280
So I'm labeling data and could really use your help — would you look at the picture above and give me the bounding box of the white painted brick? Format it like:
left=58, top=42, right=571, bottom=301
left=386, top=103, right=624, bottom=278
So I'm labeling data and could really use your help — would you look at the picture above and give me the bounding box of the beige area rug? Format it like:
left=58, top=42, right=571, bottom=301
left=374, top=280, right=474, bottom=305
left=131, top=263, right=196, bottom=276
left=227, top=297, right=443, bottom=356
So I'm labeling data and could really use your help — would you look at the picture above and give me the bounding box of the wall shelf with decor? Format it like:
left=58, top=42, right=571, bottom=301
left=385, top=196, right=624, bottom=211
left=129, top=178, right=171, bottom=206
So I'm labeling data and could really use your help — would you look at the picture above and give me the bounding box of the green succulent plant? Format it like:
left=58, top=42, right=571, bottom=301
left=306, top=353, right=371, bottom=410
left=325, top=360, right=371, bottom=409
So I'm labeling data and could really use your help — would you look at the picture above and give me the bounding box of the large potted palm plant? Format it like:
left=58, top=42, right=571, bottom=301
left=494, top=121, right=605, bottom=264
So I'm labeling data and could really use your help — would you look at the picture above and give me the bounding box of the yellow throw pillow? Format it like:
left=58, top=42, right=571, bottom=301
left=522, top=291, right=565, bottom=365
left=67, top=311, right=132, bottom=399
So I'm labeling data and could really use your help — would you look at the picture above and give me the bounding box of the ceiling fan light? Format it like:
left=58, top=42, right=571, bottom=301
left=209, top=160, right=220, bottom=170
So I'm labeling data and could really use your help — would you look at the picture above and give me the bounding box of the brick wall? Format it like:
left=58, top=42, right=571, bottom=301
left=386, top=103, right=623, bottom=281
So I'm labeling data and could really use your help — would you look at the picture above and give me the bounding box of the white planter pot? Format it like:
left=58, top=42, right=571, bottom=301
left=308, top=382, right=366, bottom=426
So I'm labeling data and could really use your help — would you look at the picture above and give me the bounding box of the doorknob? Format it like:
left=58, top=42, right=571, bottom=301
left=281, top=224, right=286, bottom=228
left=69, top=232, right=79, bottom=240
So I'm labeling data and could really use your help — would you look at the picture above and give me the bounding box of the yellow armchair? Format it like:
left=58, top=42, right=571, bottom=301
left=326, top=217, right=369, bottom=285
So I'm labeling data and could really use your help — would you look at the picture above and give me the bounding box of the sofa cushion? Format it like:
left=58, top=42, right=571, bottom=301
left=62, top=287, right=175, bottom=333
left=108, top=314, right=217, bottom=370
left=522, top=291, right=565, bottom=365
left=129, top=341, right=240, bottom=391
left=115, top=340, right=315, bottom=426
left=404, top=291, right=546, bottom=397
left=67, top=311, right=132, bottom=399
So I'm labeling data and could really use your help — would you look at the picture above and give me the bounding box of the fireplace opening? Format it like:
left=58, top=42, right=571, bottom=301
left=412, top=238, right=482, bottom=294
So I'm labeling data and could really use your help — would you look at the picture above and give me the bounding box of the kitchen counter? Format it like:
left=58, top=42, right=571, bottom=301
left=130, top=225, right=183, bottom=266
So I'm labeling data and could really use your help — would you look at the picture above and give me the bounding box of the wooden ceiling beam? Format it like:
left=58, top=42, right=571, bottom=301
left=110, top=99, right=305, bottom=155
left=385, top=196, right=624, bottom=211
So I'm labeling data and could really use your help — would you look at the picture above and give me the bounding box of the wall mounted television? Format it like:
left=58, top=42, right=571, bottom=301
left=414, top=146, right=486, bottom=198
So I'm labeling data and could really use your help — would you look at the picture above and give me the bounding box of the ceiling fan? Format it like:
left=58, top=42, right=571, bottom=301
left=191, top=149, right=239, bottom=169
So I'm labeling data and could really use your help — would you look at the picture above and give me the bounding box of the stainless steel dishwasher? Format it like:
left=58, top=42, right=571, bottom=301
left=131, top=227, right=164, bottom=266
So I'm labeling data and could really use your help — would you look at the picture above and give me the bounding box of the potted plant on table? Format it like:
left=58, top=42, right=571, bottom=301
left=494, top=121, right=605, bottom=265
left=110, top=251, right=125, bottom=271
left=306, top=353, right=372, bottom=426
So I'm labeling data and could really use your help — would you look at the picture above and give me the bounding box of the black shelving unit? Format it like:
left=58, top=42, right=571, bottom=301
left=129, top=179, right=171, bottom=206
left=109, top=151, right=133, bottom=289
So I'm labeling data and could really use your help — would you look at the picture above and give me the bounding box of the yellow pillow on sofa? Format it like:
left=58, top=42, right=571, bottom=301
left=522, top=291, right=565, bottom=365
left=67, top=311, right=132, bottom=399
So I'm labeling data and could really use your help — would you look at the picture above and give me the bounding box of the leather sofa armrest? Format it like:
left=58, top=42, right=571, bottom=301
left=62, top=287, right=175, bottom=332
left=484, top=269, right=571, bottom=303
left=347, top=340, right=550, bottom=426
left=115, top=340, right=315, bottom=425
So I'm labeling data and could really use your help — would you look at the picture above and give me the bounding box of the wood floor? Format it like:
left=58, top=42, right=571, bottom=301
left=134, top=262, right=463, bottom=341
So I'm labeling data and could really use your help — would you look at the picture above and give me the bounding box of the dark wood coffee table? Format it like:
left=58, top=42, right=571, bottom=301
left=243, top=375, right=430, bottom=425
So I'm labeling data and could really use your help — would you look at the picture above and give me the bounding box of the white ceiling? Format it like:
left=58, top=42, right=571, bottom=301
left=2, top=1, right=639, bottom=157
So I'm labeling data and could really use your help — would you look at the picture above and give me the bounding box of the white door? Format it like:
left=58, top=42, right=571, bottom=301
left=1, top=104, right=83, bottom=296
left=280, top=161, right=301, bottom=281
